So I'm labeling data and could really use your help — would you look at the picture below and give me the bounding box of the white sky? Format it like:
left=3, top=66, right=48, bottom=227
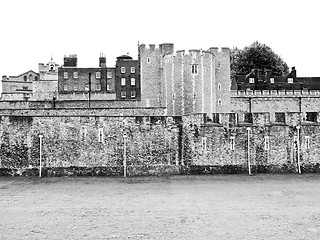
left=0, top=0, right=319, bottom=79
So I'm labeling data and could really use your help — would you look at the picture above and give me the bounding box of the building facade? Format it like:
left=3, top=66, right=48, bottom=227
left=1, top=70, right=39, bottom=101
left=115, top=55, right=140, bottom=100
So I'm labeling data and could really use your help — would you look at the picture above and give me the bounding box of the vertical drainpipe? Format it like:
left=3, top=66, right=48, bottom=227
left=297, top=125, right=301, bottom=174
left=88, top=73, right=92, bottom=108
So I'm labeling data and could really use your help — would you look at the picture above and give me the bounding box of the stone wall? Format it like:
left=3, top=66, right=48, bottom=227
left=0, top=115, right=179, bottom=170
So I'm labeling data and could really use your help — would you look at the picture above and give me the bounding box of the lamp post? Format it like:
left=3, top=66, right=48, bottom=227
left=247, top=127, right=252, bottom=175
left=39, top=134, right=43, bottom=177
left=297, top=125, right=301, bottom=174
left=123, top=132, right=127, bottom=177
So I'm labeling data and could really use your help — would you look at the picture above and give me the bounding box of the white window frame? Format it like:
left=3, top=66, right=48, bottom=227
left=202, top=137, right=207, bottom=151
left=288, top=78, right=293, bottom=83
left=229, top=137, right=235, bottom=150
left=305, top=136, right=310, bottom=149
left=131, top=90, right=136, bottom=98
left=121, top=78, right=126, bottom=86
left=107, top=72, right=112, bottom=79
left=264, top=136, right=270, bottom=151
left=130, top=67, right=135, bottom=73
left=131, top=78, right=136, bottom=86
left=121, top=67, right=126, bottom=73
left=107, top=84, right=111, bottom=91
left=73, top=72, right=78, bottom=79
left=98, top=128, right=104, bottom=143
left=96, top=84, right=101, bottom=91
left=121, top=91, right=126, bottom=98
left=96, top=72, right=101, bottom=79
left=63, top=84, right=68, bottom=91
left=249, top=77, right=255, bottom=84
left=84, top=84, right=89, bottom=91
left=270, top=78, right=274, bottom=84
left=63, top=72, right=68, bottom=79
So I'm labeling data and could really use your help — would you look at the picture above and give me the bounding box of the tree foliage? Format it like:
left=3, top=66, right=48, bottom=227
left=230, top=41, right=289, bottom=76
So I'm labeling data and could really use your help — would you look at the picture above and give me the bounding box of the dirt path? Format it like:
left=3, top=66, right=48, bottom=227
left=1, top=174, right=320, bottom=239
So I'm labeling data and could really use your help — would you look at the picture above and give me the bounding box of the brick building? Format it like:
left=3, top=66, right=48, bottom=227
left=234, top=67, right=320, bottom=91
left=115, top=55, right=140, bottom=100
left=58, top=54, right=115, bottom=94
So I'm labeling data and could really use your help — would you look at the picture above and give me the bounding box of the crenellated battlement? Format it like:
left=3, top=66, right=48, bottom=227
left=231, top=90, right=320, bottom=98
left=139, top=43, right=174, bottom=55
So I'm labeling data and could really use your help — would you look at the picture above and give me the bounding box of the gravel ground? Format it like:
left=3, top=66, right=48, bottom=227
left=0, top=174, right=320, bottom=240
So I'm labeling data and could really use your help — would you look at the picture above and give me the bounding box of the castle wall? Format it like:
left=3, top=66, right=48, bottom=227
left=0, top=115, right=179, bottom=169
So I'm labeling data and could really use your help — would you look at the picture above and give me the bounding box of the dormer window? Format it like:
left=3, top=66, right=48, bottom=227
left=270, top=78, right=274, bottom=84
left=288, top=78, right=293, bottom=83
left=249, top=77, right=255, bottom=84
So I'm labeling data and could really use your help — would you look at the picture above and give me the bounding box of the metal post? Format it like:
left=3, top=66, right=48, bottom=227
left=39, top=134, right=43, bottom=177
left=247, top=127, right=252, bottom=175
left=123, top=133, right=127, bottom=177
left=297, top=126, right=301, bottom=174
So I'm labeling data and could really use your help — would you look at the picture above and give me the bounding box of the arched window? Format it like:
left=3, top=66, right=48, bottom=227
left=24, top=76, right=27, bottom=81
left=35, top=76, right=38, bottom=81
left=29, top=74, right=33, bottom=81
left=49, top=64, right=54, bottom=71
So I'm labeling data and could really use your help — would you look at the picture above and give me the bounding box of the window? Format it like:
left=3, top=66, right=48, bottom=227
left=147, top=57, right=150, bottom=63
left=212, top=113, right=220, bottom=123
left=49, top=64, right=54, bottom=71
left=244, top=113, right=253, bottom=123
left=305, top=136, right=310, bottom=149
left=306, top=112, right=317, bottom=122
left=23, top=76, right=27, bottom=81
left=80, top=126, right=87, bottom=141
left=74, top=83, right=79, bottom=91
left=218, top=83, right=221, bottom=91
left=96, top=84, right=101, bottom=91
left=98, top=128, right=104, bottom=143
left=229, top=113, right=237, bottom=124
left=121, top=78, right=126, bottom=86
left=264, top=136, right=270, bottom=151
left=96, top=72, right=101, bottom=79
left=288, top=78, right=293, bottom=83
left=121, top=91, right=126, bottom=98
left=22, top=86, right=28, bottom=90
left=64, top=84, right=68, bottom=91
left=131, top=78, right=136, bottom=86
left=218, top=99, right=222, bottom=106
left=202, top=137, right=207, bottom=151
left=84, top=84, right=89, bottom=91
left=63, top=72, right=68, bottom=79
left=191, top=64, right=198, bottom=74
left=107, top=84, right=111, bottom=91
left=107, top=72, right=112, bottom=78
left=229, top=137, right=235, bottom=150
left=121, top=67, right=126, bottom=73
left=35, top=76, right=38, bottom=81
left=130, top=67, right=135, bottom=73
left=73, top=72, right=78, bottom=79
left=131, top=90, right=136, bottom=98
left=249, top=77, right=255, bottom=83
left=275, top=112, right=285, bottom=123
left=270, top=78, right=274, bottom=83
left=29, top=75, right=33, bottom=81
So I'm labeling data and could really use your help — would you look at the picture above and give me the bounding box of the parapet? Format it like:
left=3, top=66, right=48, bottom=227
left=139, top=43, right=174, bottom=55
left=230, top=89, right=320, bottom=98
